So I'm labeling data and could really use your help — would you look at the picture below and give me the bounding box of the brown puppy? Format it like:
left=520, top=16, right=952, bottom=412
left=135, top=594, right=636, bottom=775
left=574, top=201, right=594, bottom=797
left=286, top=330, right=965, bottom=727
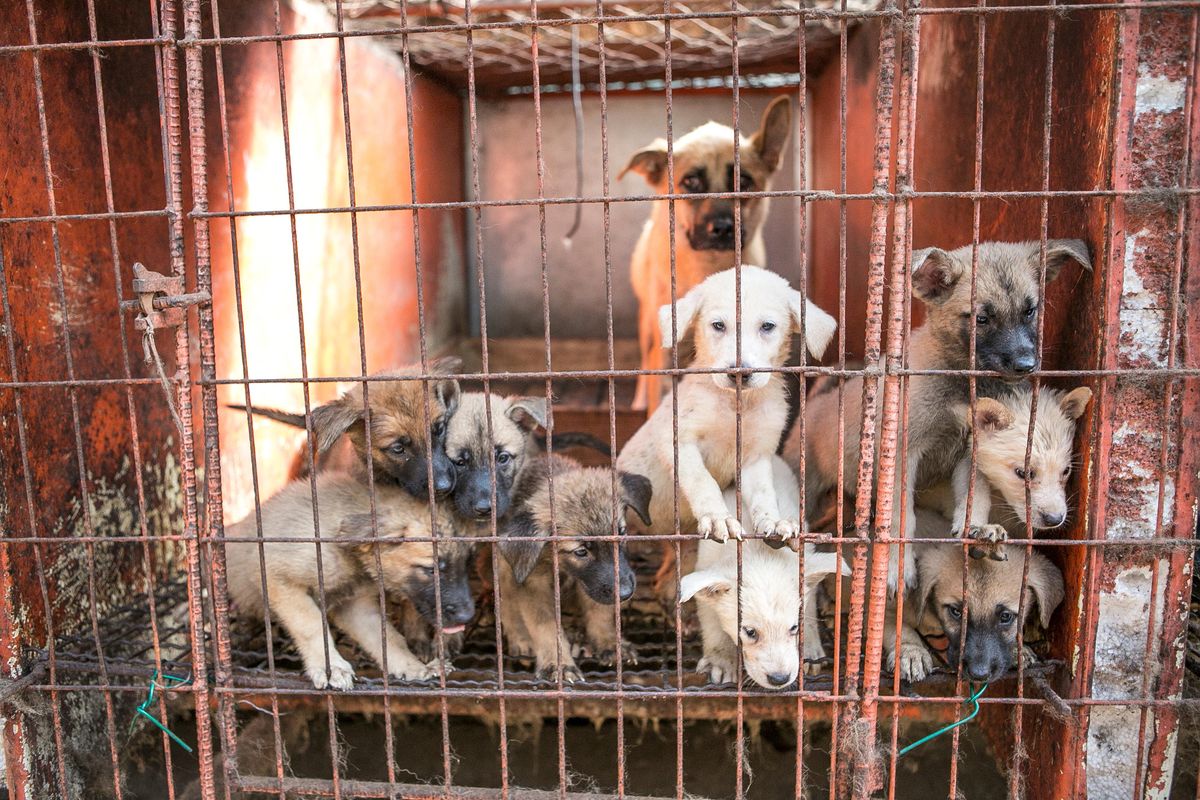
left=785, top=240, right=1090, bottom=591
left=229, top=357, right=461, bottom=499
left=225, top=474, right=474, bottom=689
left=884, top=509, right=1065, bottom=683
left=497, top=455, right=653, bottom=680
left=622, top=96, right=793, bottom=411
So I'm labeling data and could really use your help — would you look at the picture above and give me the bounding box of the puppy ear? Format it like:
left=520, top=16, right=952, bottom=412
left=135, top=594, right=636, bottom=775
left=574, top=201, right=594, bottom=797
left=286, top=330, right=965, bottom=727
left=750, top=95, right=793, bottom=172
left=969, top=397, right=1015, bottom=435
left=311, top=392, right=364, bottom=452
left=1058, top=386, right=1093, bottom=421
left=499, top=511, right=545, bottom=585
left=507, top=396, right=548, bottom=432
left=658, top=290, right=701, bottom=349
left=618, top=472, right=653, bottom=526
left=788, top=290, right=837, bottom=360
left=1027, top=550, right=1065, bottom=629
left=911, top=546, right=945, bottom=622
left=679, top=570, right=733, bottom=603
left=619, top=138, right=669, bottom=186
left=1043, top=239, right=1092, bottom=282
left=911, top=247, right=964, bottom=306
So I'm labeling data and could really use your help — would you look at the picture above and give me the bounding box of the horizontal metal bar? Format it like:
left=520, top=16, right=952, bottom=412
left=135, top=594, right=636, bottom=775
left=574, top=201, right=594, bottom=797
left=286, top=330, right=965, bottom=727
left=232, top=775, right=711, bottom=800
left=0, top=208, right=171, bottom=225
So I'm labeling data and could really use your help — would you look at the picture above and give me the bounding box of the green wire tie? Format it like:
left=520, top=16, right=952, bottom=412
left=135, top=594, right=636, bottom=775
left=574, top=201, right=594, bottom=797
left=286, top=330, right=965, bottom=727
left=130, top=670, right=193, bottom=754
left=898, top=682, right=988, bottom=757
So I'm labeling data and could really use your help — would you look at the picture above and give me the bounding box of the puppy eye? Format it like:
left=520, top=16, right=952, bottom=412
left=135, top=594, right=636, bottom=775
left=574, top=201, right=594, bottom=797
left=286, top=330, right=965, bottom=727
left=711, top=320, right=726, bottom=333
left=421, top=564, right=436, bottom=576
left=495, top=451, right=513, bottom=465
left=432, top=420, right=446, bottom=437
left=572, top=546, right=589, bottom=558
left=788, top=623, right=799, bottom=636
left=997, top=610, right=1016, bottom=625
left=1014, top=467, right=1027, bottom=480
left=1061, top=467, right=1071, bottom=478
left=975, top=314, right=989, bottom=326
left=739, top=171, right=754, bottom=190
left=454, top=454, right=470, bottom=467
left=1024, top=306, right=1037, bottom=319
left=388, top=441, right=407, bottom=455
left=946, top=605, right=963, bottom=620
left=760, top=321, right=776, bottom=334
left=682, top=174, right=704, bottom=193
left=742, top=627, right=758, bottom=641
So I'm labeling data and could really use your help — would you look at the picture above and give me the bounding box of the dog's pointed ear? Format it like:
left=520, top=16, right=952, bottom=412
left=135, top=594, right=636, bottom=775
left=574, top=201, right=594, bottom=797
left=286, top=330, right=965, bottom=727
left=620, top=138, right=669, bottom=186
left=911, top=247, right=964, bottom=306
left=751, top=95, right=793, bottom=173
left=1058, top=386, right=1093, bottom=421
left=788, top=290, right=837, bottom=360
left=507, top=396, right=549, bottom=432
left=1027, top=550, right=1065, bottom=629
left=498, top=511, right=545, bottom=585
left=973, top=397, right=1015, bottom=435
left=1043, top=239, right=1092, bottom=282
left=912, top=547, right=946, bottom=622
left=311, top=391, right=365, bottom=452
left=658, top=289, right=701, bottom=349
left=679, top=570, right=733, bottom=604
left=618, top=472, right=653, bottom=527
left=425, top=356, right=463, bottom=418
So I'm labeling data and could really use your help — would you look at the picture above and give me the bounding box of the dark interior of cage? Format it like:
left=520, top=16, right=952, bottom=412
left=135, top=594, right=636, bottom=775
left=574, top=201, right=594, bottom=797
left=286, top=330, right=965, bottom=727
left=0, top=0, right=1160, bottom=797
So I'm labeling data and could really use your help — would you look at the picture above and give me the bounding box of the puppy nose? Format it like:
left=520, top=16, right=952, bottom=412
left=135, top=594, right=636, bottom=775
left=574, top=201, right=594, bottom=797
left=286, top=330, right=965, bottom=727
left=968, top=662, right=994, bottom=682
left=472, top=498, right=492, bottom=516
left=708, top=216, right=734, bottom=238
left=434, top=474, right=454, bottom=494
left=766, top=672, right=792, bottom=687
left=1040, top=511, right=1065, bottom=528
left=619, top=582, right=635, bottom=602
left=1008, top=353, right=1037, bottom=374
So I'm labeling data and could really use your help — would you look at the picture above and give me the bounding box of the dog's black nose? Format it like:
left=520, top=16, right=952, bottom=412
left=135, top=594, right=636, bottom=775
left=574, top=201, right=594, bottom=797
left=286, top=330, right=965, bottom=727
left=708, top=216, right=735, bottom=239
left=472, top=499, right=492, bottom=516
left=1040, top=511, right=1065, bottom=528
left=1008, top=353, right=1037, bottom=374
left=968, top=661, right=996, bottom=682
left=434, top=474, right=454, bottom=494
left=766, top=672, right=792, bottom=687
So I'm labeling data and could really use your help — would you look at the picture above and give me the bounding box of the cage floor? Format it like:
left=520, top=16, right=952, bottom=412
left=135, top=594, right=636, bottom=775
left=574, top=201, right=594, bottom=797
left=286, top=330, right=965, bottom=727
left=38, top=552, right=1059, bottom=722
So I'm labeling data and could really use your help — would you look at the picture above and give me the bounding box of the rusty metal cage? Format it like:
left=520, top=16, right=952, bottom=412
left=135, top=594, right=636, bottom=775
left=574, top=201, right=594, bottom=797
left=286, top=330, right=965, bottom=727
left=0, top=0, right=1197, bottom=798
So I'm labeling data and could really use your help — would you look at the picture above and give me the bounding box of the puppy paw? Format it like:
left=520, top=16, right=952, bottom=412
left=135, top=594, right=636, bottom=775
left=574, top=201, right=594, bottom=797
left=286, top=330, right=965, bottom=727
left=967, top=524, right=1008, bottom=561
left=308, top=658, right=355, bottom=691
left=591, top=641, right=639, bottom=667
left=891, top=643, right=934, bottom=683
left=697, top=514, right=743, bottom=543
left=698, top=655, right=738, bottom=686
left=1019, top=644, right=1039, bottom=668
left=537, top=660, right=583, bottom=683
left=389, top=655, right=436, bottom=682
left=755, top=515, right=800, bottom=546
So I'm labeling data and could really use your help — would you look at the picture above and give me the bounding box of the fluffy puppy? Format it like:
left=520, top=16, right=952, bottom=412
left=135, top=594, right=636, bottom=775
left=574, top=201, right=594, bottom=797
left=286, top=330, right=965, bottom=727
left=918, top=385, right=1092, bottom=556
left=443, top=392, right=549, bottom=525
left=225, top=474, right=474, bottom=689
left=786, top=240, right=1090, bottom=591
left=884, top=509, right=1065, bottom=683
left=622, top=96, right=793, bottom=411
left=228, top=357, right=461, bottom=498
left=618, top=265, right=836, bottom=550
left=497, top=456, right=653, bottom=680
left=681, top=456, right=847, bottom=688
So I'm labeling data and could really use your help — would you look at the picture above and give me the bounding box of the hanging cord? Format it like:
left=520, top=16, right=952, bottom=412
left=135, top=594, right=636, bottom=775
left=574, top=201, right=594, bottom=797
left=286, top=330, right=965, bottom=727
left=130, top=670, right=193, bottom=753
left=898, top=682, right=988, bottom=757
left=142, top=328, right=187, bottom=438
left=562, top=24, right=584, bottom=246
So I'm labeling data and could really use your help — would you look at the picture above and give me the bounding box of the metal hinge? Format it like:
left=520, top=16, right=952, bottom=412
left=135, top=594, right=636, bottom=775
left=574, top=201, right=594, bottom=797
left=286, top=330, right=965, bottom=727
left=121, top=262, right=210, bottom=332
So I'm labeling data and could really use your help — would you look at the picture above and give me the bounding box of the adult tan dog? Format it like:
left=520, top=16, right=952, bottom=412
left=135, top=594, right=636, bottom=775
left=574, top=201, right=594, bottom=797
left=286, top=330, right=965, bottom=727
left=621, top=96, right=793, bottom=411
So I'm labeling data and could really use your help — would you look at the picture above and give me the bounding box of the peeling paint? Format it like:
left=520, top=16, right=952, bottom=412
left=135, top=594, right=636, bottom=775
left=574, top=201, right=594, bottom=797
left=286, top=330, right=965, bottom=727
left=1134, top=65, right=1187, bottom=116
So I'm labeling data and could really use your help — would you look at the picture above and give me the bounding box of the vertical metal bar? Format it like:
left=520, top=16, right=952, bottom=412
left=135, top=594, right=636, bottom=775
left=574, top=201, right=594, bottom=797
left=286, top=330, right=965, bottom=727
left=794, top=13, right=810, bottom=798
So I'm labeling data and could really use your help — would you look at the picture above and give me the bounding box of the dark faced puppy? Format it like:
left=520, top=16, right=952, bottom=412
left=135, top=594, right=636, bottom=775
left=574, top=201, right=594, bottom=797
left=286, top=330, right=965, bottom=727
left=911, top=240, right=1091, bottom=379
left=339, top=512, right=476, bottom=634
left=914, top=544, right=1064, bottom=682
left=444, top=392, right=549, bottom=524
left=496, top=461, right=653, bottom=680
left=230, top=357, right=461, bottom=498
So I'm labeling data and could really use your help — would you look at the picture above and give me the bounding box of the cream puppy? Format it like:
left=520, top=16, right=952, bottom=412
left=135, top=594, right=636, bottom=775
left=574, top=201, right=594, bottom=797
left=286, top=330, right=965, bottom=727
left=617, top=265, right=836, bottom=548
left=681, top=456, right=847, bottom=687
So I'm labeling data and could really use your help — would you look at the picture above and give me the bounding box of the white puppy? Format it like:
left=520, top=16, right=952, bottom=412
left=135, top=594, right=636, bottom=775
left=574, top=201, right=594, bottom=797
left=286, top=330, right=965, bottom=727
left=617, top=265, right=836, bottom=546
left=681, top=456, right=848, bottom=687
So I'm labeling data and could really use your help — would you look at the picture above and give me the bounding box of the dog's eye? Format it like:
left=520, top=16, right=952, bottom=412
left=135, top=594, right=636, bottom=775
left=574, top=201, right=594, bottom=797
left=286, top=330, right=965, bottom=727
left=421, top=564, right=436, bottom=576
left=742, top=627, right=758, bottom=641
left=711, top=320, right=726, bottom=333
left=946, top=605, right=963, bottom=620
left=975, top=313, right=989, bottom=326
left=572, top=546, right=589, bottom=558
left=387, top=441, right=407, bottom=455
left=739, top=171, right=754, bottom=191
left=788, top=623, right=799, bottom=636
left=760, top=321, right=776, bottom=334
left=495, top=451, right=513, bottom=465
left=454, top=453, right=470, bottom=467
left=1024, top=305, right=1037, bottom=319
left=1014, top=467, right=1027, bottom=480
left=997, top=610, right=1016, bottom=625
left=432, top=420, right=446, bottom=437
left=1061, top=467, right=1071, bottom=478
left=681, top=173, right=705, bottom=193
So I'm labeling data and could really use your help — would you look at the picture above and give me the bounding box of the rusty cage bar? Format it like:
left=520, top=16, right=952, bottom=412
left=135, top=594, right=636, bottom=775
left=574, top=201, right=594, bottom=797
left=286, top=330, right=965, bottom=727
left=0, top=0, right=1198, bottom=798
